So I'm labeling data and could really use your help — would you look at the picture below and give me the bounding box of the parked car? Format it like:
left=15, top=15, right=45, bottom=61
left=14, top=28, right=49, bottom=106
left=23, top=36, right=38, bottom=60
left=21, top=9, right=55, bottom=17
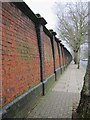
left=81, top=58, right=88, bottom=61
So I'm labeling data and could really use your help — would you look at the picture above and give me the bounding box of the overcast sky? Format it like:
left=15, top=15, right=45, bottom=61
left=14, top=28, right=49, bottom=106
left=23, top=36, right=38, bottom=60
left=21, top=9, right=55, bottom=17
left=23, top=0, right=89, bottom=51
left=24, top=0, right=89, bottom=29
left=23, top=0, right=77, bottom=30
left=23, top=0, right=57, bottom=30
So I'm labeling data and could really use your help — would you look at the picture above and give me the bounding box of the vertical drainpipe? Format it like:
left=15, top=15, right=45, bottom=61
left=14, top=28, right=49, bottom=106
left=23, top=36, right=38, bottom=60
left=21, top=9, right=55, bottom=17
left=64, top=47, right=66, bottom=69
left=35, top=14, right=47, bottom=96
left=61, top=45, right=65, bottom=70
left=60, top=43, right=63, bottom=74
left=62, top=46, right=66, bottom=70
left=49, top=30, right=57, bottom=81
left=58, top=41, right=62, bottom=74
left=64, top=48, right=66, bottom=67
left=58, top=40, right=62, bottom=68
left=66, top=49, right=67, bottom=65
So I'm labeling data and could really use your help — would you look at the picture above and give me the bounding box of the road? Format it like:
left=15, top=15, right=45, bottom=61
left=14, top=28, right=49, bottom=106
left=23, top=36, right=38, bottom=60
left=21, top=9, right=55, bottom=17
left=80, top=60, right=88, bottom=69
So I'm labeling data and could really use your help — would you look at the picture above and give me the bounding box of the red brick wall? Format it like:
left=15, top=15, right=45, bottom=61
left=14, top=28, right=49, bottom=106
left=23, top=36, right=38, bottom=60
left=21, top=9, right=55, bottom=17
left=43, top=32, right=54, bottom=79
left=1, top=2, right=72, bottom=108
left=2, top=3, right=40, bottom=106
left=59, top=45, right=63, bottom=66
left=0, top=2, right=2, bottom=108
left=54, top=41, right=60, bottom=69
left=62, top=48, right=66, bottom=66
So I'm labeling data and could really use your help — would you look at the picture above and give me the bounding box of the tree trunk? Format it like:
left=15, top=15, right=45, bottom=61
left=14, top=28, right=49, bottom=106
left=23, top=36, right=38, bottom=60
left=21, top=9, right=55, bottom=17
left=76, top=3, right=90, bottom=117
left=77, top=62, right=80, bottom=69
left=77, top=56, right=90, bottom=118
left=77, top=49, right=80, bottom=69
left=74, top=51, right=78, bottom=64
left=74, top=50, right=80, bottom=69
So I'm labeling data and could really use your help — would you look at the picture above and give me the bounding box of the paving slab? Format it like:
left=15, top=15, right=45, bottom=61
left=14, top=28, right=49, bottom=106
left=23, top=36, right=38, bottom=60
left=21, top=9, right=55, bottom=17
left=27, top=61, right=86, bottom=118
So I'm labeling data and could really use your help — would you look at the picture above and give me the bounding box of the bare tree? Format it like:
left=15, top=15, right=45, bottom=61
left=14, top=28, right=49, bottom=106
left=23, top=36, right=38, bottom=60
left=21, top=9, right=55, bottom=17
left=56, top=1, right=88, bottom=68
left=76, top=2, right=90, bottom=118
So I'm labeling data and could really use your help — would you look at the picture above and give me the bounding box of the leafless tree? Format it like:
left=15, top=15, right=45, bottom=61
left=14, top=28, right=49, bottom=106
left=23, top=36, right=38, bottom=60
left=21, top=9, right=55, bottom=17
left=56, top=1, right=88, bottom=68
left=77, top=2, right=90, bottom=117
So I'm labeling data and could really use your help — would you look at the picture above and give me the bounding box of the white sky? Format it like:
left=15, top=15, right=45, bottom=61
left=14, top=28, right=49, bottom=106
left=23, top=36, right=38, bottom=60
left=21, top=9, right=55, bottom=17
left=24, top=0, right=57, bottom=30
left=23, top=0, right=89, bottom=51
left=24, top=0, right=89, bottom=29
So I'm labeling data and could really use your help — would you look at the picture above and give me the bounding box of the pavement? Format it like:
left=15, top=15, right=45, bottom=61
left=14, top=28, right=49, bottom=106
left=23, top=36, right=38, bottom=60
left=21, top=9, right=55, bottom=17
left=27, top=61, right=86, bottom=118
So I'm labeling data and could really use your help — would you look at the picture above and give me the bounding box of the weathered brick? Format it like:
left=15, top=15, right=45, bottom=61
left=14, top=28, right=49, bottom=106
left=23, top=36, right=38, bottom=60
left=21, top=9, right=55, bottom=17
left=2, top=3, right=40, bottom=106
left=43, top=32, right=54, bottom=79
left=1, top=2, right=72, bottom=108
